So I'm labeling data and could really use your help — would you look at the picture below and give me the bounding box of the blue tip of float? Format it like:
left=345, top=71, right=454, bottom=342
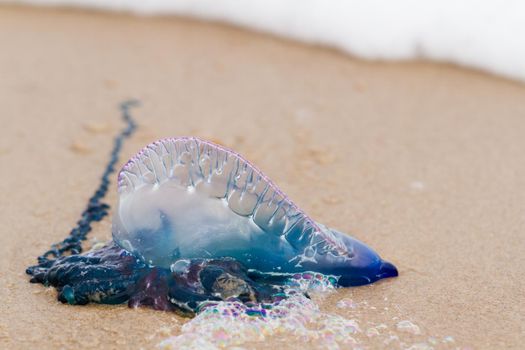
left=377, top=261, right=398, bottom=279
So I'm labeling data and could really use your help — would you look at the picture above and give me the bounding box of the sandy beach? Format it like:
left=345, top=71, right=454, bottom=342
left=0, top=5, right=524, bottom=349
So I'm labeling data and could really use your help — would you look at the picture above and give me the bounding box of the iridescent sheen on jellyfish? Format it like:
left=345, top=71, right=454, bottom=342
left=113, top=137, right=397, bottom=286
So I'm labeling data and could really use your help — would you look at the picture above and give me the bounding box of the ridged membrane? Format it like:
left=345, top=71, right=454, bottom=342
left=113, top=137, right=397, bottom=286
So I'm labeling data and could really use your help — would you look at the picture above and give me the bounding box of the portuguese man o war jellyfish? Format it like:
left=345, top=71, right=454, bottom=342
left=27, top=101, right=397, bottom=317
left=114, top=137, right=397, bottom=287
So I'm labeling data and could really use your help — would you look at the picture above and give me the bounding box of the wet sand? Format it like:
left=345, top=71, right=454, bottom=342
left=0, top=5, right=524, bottom=349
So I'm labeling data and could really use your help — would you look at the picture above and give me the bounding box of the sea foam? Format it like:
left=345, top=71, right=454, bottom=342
left=7, top=0, right=525, bottom=83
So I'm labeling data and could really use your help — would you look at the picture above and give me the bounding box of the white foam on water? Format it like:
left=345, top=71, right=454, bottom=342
left=5, top=0, right=525, bottom=83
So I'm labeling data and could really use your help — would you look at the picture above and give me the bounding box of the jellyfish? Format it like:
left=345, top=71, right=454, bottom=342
left=113, top=137, right=397, bottom=287
left=27, top=103, right=397, bottom=314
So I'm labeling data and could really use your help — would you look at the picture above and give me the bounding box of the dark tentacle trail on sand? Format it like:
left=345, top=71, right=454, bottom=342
left=26, top=100, right=138, bottom=274
left=25, top=102, right=293, bottom=315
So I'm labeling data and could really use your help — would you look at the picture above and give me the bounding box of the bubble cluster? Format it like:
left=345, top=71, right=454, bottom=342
left=160, top=299, right=357, bottom=349
left=159, top=275, right=461, bottom=350
left=159, top=275, right=359, bottom=350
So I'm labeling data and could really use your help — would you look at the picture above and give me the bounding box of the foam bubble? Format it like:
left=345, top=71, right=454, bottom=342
left=397, top=320, right=422, bottom=335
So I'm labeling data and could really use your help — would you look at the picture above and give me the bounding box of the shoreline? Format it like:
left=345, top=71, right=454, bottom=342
left=3, top=3, right=525, bottom=88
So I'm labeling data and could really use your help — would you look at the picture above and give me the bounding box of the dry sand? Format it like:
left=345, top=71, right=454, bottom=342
left=0, top=5, right=524, bottom=349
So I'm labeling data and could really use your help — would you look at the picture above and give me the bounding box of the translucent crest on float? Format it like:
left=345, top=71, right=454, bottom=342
left=113, top=137, right=397, bottom=287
